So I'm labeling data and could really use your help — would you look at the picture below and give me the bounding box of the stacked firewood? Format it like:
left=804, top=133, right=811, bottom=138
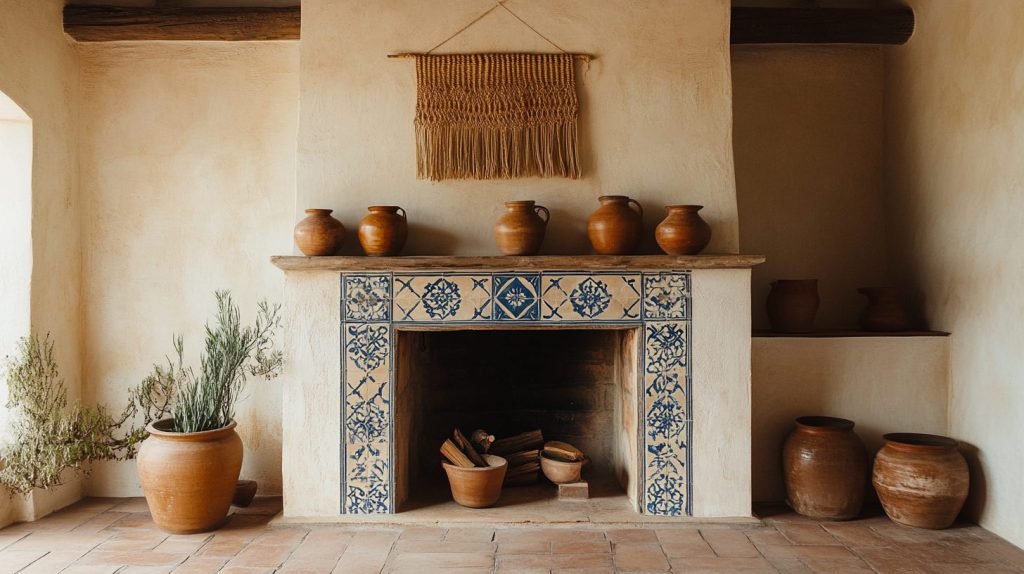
left=439, top=428, right=545, bottom=486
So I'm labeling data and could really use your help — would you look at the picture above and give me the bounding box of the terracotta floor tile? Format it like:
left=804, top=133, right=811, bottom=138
left=0, top=549, right=48, bottom=574
left=277, top=557, right=344, bottom=573
left=444, top=528, right=495, bottom=542
left=218, top=567, right=276, bottom=574
left=496, top=540, right=551, bottom=554
left=497, top=552, right=614, bottom=570
left=332, top=550, right=389, bottom=574
left=495, top=528, right=604, bottom=544
left=386, top=551, right=494, bottom=569
left=72, top=511, right=131, bottom=533
left=170, top=556, right=229, bottom=573
left=821, top=522, right=890, bottom=547
left=668, top=556, right=777, bottom=573
left=700, top=529, right=762, bottom=557
left=75, top=550, right=188, bottom=567
left=394, top=540, right=497, bottom=554
left=607, top=527, right=660, bottom=544
left=551, top=539, right=611, bottom=554
left=223, top=543, right=297, bottom=568
left=61, top=567, right=122, bottom=574
left=776, top=523, right=841, bottom=545
left=852, top=545, right=930, bottom=574
left=744, top=528, right=792, bottom=546
left=20, top=550, right=94, bottom=573
left=397, top=526, right=446, bottom=541
left=611, top=543, right=670, bottom=571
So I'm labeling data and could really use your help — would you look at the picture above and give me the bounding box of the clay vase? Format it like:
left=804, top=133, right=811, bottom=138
left=655, top=205, right=712, bottom=255
left=493, top=200, right=549, bottom=256
left=137, top=419, right=243, bottom=534
left=872, top=433, right=969, bottom=529
left=766, top=279, right=820, bottom=333
left=782, top=416, right=867, bottom=520
left=587, top=195, right=644, bottom=255
left=858, top=287, right=913, bottom=332
left=442, top=454, right=508, bottom=508
left=294, top=208, right=345, bottom=256
left=358, top=206, right=408, bottom=257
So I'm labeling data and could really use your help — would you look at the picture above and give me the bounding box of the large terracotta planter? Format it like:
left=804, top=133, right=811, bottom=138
left=294, top=208, right=345, bottom=256
left=872, top=433, right=969, bottom=529
left=494, top=201, right=549, bottom=256
left=137, top=419, right=243, bottom=534
left=767, top=279, right=819, bottom=333
left=655, top=205, right=712, bottom=255
left=587, top=195, right=644, bottom=255
left=783, top=416, right=867, bottom=520
left=442, top=454, right=507, bottom=508
left=358, top=206, right=408, bottom=257
left=858, top=287, right=913, bottom=332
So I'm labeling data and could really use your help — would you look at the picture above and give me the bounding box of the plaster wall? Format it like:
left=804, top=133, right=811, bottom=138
left=77, top=42, right=299, bottom=496
left=884, top=0, right=1024, bottom=548
left=297, top=0, right=738, bottom=257
left=732, top=46, right=891, bottom=330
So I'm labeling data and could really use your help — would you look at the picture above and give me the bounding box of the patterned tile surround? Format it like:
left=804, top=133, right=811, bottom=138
left=340, top=271, right=692, bottom=516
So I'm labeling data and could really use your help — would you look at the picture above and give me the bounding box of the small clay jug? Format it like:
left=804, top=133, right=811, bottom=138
left=766, top=279, right=819, bottom=333
left=783, top=416, right=867, bottom=520
left=858, top=287, right=913, bottom=332
left=294, top=208, right=345, bottom=256
left=587, top=195, right=644, bottom=255
left=494, top=200, right=549, bottom=256
left=872, top=433, right=969, bottom=530
left=358, top=206, right=408, bottom=257
left=655, top=205, right=712, bottom=255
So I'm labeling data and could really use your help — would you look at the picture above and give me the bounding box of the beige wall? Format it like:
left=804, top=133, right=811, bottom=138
left=732, top=46, right=891, bottom=330
left=78, top=42, right=299, bottom=496
left=885, top=0, right=1024, bottom=548
left=298, top=0, right=738, bottom=257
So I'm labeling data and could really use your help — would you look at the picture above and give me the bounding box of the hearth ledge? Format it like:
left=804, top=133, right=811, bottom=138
left=271, top=254, right=765, bottom=271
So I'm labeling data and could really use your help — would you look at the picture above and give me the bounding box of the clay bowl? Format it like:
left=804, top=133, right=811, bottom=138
left=442, top=454, right=507, bottom=508
left=540, top=452, right=586, bottom=484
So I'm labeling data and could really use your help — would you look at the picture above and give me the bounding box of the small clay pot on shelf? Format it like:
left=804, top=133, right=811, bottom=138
left=858, top=287, right=913, bottom=332
left=540, top=452, right=586, bottom=484
left=442, top=454, right=508, bottom=508
left=872, top=433, right=969, bottom=530
left=655, top=205, right=712, bottom=255
left=358, top=206, right=408, bottom=257
left=587, top=195, right=644, bottom=255
left=766, top=279, right=820, bottom=333
left=494, top=200, right=549, bottom=256
left=782, top=416, right=867, bottom=520
left=294, top=208, right=345, bottom=256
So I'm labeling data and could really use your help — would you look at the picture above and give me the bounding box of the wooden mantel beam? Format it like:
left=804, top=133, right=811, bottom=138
left=731, top=6, right=915, bottom=45
left=63, top=5, right=300, bottom=42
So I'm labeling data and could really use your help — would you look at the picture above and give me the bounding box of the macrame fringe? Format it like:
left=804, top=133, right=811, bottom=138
left=414, top=53, right=581, bottom=181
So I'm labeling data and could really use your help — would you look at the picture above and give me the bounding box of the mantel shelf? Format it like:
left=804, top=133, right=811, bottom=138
left=270, top=254, right=765, bottom=272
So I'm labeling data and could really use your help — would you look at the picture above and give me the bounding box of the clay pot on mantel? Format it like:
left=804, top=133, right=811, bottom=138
left=655, top=205, right=712, bottom=255
left=587, top=195, right=644, bottom=255
left=493, top=200, right=549, bottom=256
left=782, top=416, right=867, bottom=520
left=872, top=433, right=969, bottom=530
left=858, top=287, right=913, bottom=332
left=443, top=454, right=508, bottom=508
left=358, top=206, right=408, bottom=257
left=766, top=279, right=820, bottom=333
left=294, top=208, right=345, bottom=256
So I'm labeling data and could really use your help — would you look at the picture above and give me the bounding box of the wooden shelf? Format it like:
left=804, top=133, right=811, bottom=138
left=753, top=329, right=949, bottom=338
left=270, top=254, right=766, bottom=272
left=63, top=5, right=300, bottom=42
left=731, top=6, right=915, bottom=45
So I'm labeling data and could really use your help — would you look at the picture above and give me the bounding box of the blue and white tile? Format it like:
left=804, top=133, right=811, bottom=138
left=492, top=273, right=541, bottom=320
left=342, top=321, right=392, bottom=514
left=392, top=274, right=491, bottom=322
left=343, top=274, right=392, bottom=322
left=642, top=319, right=690, bottom=516
left=642, top=272, right=691, bottom=320
left=541, top=273, right=641, bottom=321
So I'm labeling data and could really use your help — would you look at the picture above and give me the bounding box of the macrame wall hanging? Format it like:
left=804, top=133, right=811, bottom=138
left=389, top=1, right=593, bottom=181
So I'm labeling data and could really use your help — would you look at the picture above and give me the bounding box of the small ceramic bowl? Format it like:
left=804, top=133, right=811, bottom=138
left=540, top=452, right=586, bottom=484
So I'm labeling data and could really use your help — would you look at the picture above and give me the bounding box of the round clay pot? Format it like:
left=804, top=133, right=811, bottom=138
left=587, top=195, right=644, bottom=255
left=137, top=419, right=243, bottom=534
left=233, top=480, right=258, bottom=508
left=782, top=416, right=867, bottom=520
left=294, top=208, right=345, bottom=256
left=858, top=287, right=913, bottom=332
left=358, top=206, right=408, bottom=257
left=494, top=200, right=549, bottom=256
left=540, top=452, right=585, bottom=484
left=766, top=279, right=820, bottom=333
left=442, top=454, right=508, bottom=508
left=655, top=205, right=712, bottom=255
left=872, top=433, right=969, bottom=530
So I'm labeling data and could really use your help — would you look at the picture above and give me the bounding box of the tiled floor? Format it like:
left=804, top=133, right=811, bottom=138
left=1, top=498, right=1023, bottom=573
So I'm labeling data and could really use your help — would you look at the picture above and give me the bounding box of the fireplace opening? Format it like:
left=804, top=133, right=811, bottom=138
left=393, top=328, right=641, bottom=514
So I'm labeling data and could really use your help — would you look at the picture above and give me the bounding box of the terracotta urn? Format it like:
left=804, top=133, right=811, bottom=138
left=294, top=208, right=345, bottom=256
left=766, top=279, right=820, bottom=333
left=442, top=454, right=508, bottom=508
left=858, top=287, right=913, bottom=332
left=137, top=419, right=243, bottom=533
left=493, top=200, right=549, bottom=256
left=358, top=205, right=408, bottom=257
left=872, top=433, right=969, bottom=529
left=587, top=195, right=644, bottom=255
left=782, top=416, right=867, bottom=520
left=655, top=205, right=712, bottom=255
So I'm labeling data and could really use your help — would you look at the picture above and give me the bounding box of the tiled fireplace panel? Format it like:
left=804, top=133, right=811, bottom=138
left=340, top=271, right=692, bottom=516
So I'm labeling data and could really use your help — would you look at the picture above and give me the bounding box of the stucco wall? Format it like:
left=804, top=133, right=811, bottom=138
left=77, top=42, right=299, bottom=496
left=297, top=0, right=738, bottom=256
left=732, top=46, right=891, bottom=330
left=884, top=0, right=1024, bottom=548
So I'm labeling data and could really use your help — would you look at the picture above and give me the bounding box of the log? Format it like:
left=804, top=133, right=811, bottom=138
left=543, top=441, right=585, bottom=463
left=491, top=430, right=544, bottom=456
left=470, top=429, right=495, bottom=453
left=440, top=439, right=474, bottom=468
left=453, top=428, right=488, bottom=467
left=505, top=450, right=540, bottom=468
left=731, top=7, right=915, bottom=46
left=63, top=5, right=301, bottom=42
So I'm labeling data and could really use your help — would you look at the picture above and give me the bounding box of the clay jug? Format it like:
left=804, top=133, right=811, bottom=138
left=783, top=416, right=867, bottom=520
left=137, top=419, right=243, bottom=533
left=766, top=279, right=819, bottom=333
left=358, top=206, right=408, bottom=257
left=494, top=200, right=549, bottom=256
left=294, top=208, right=345, bottom=256
left=655, top=205, right=712, bottom=255
left=587, top=195, right=644, bottom=255
left=858, top=287, right=912, bottom=332
left=872, top=433, right=969, bottom=530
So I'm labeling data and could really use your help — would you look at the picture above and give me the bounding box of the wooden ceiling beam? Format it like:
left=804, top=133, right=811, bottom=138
left=731, top=6, right=915, bottom=45
left=63, top=5, right=300, bottom=42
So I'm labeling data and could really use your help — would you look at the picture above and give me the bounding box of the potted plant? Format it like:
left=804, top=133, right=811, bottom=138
left=136, top=291, right=281, bottom=533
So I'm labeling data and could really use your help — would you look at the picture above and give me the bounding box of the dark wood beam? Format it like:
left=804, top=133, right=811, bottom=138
left=731, top=6, right=915, bottom=45
left=63, top=5, right=300, bottom=42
